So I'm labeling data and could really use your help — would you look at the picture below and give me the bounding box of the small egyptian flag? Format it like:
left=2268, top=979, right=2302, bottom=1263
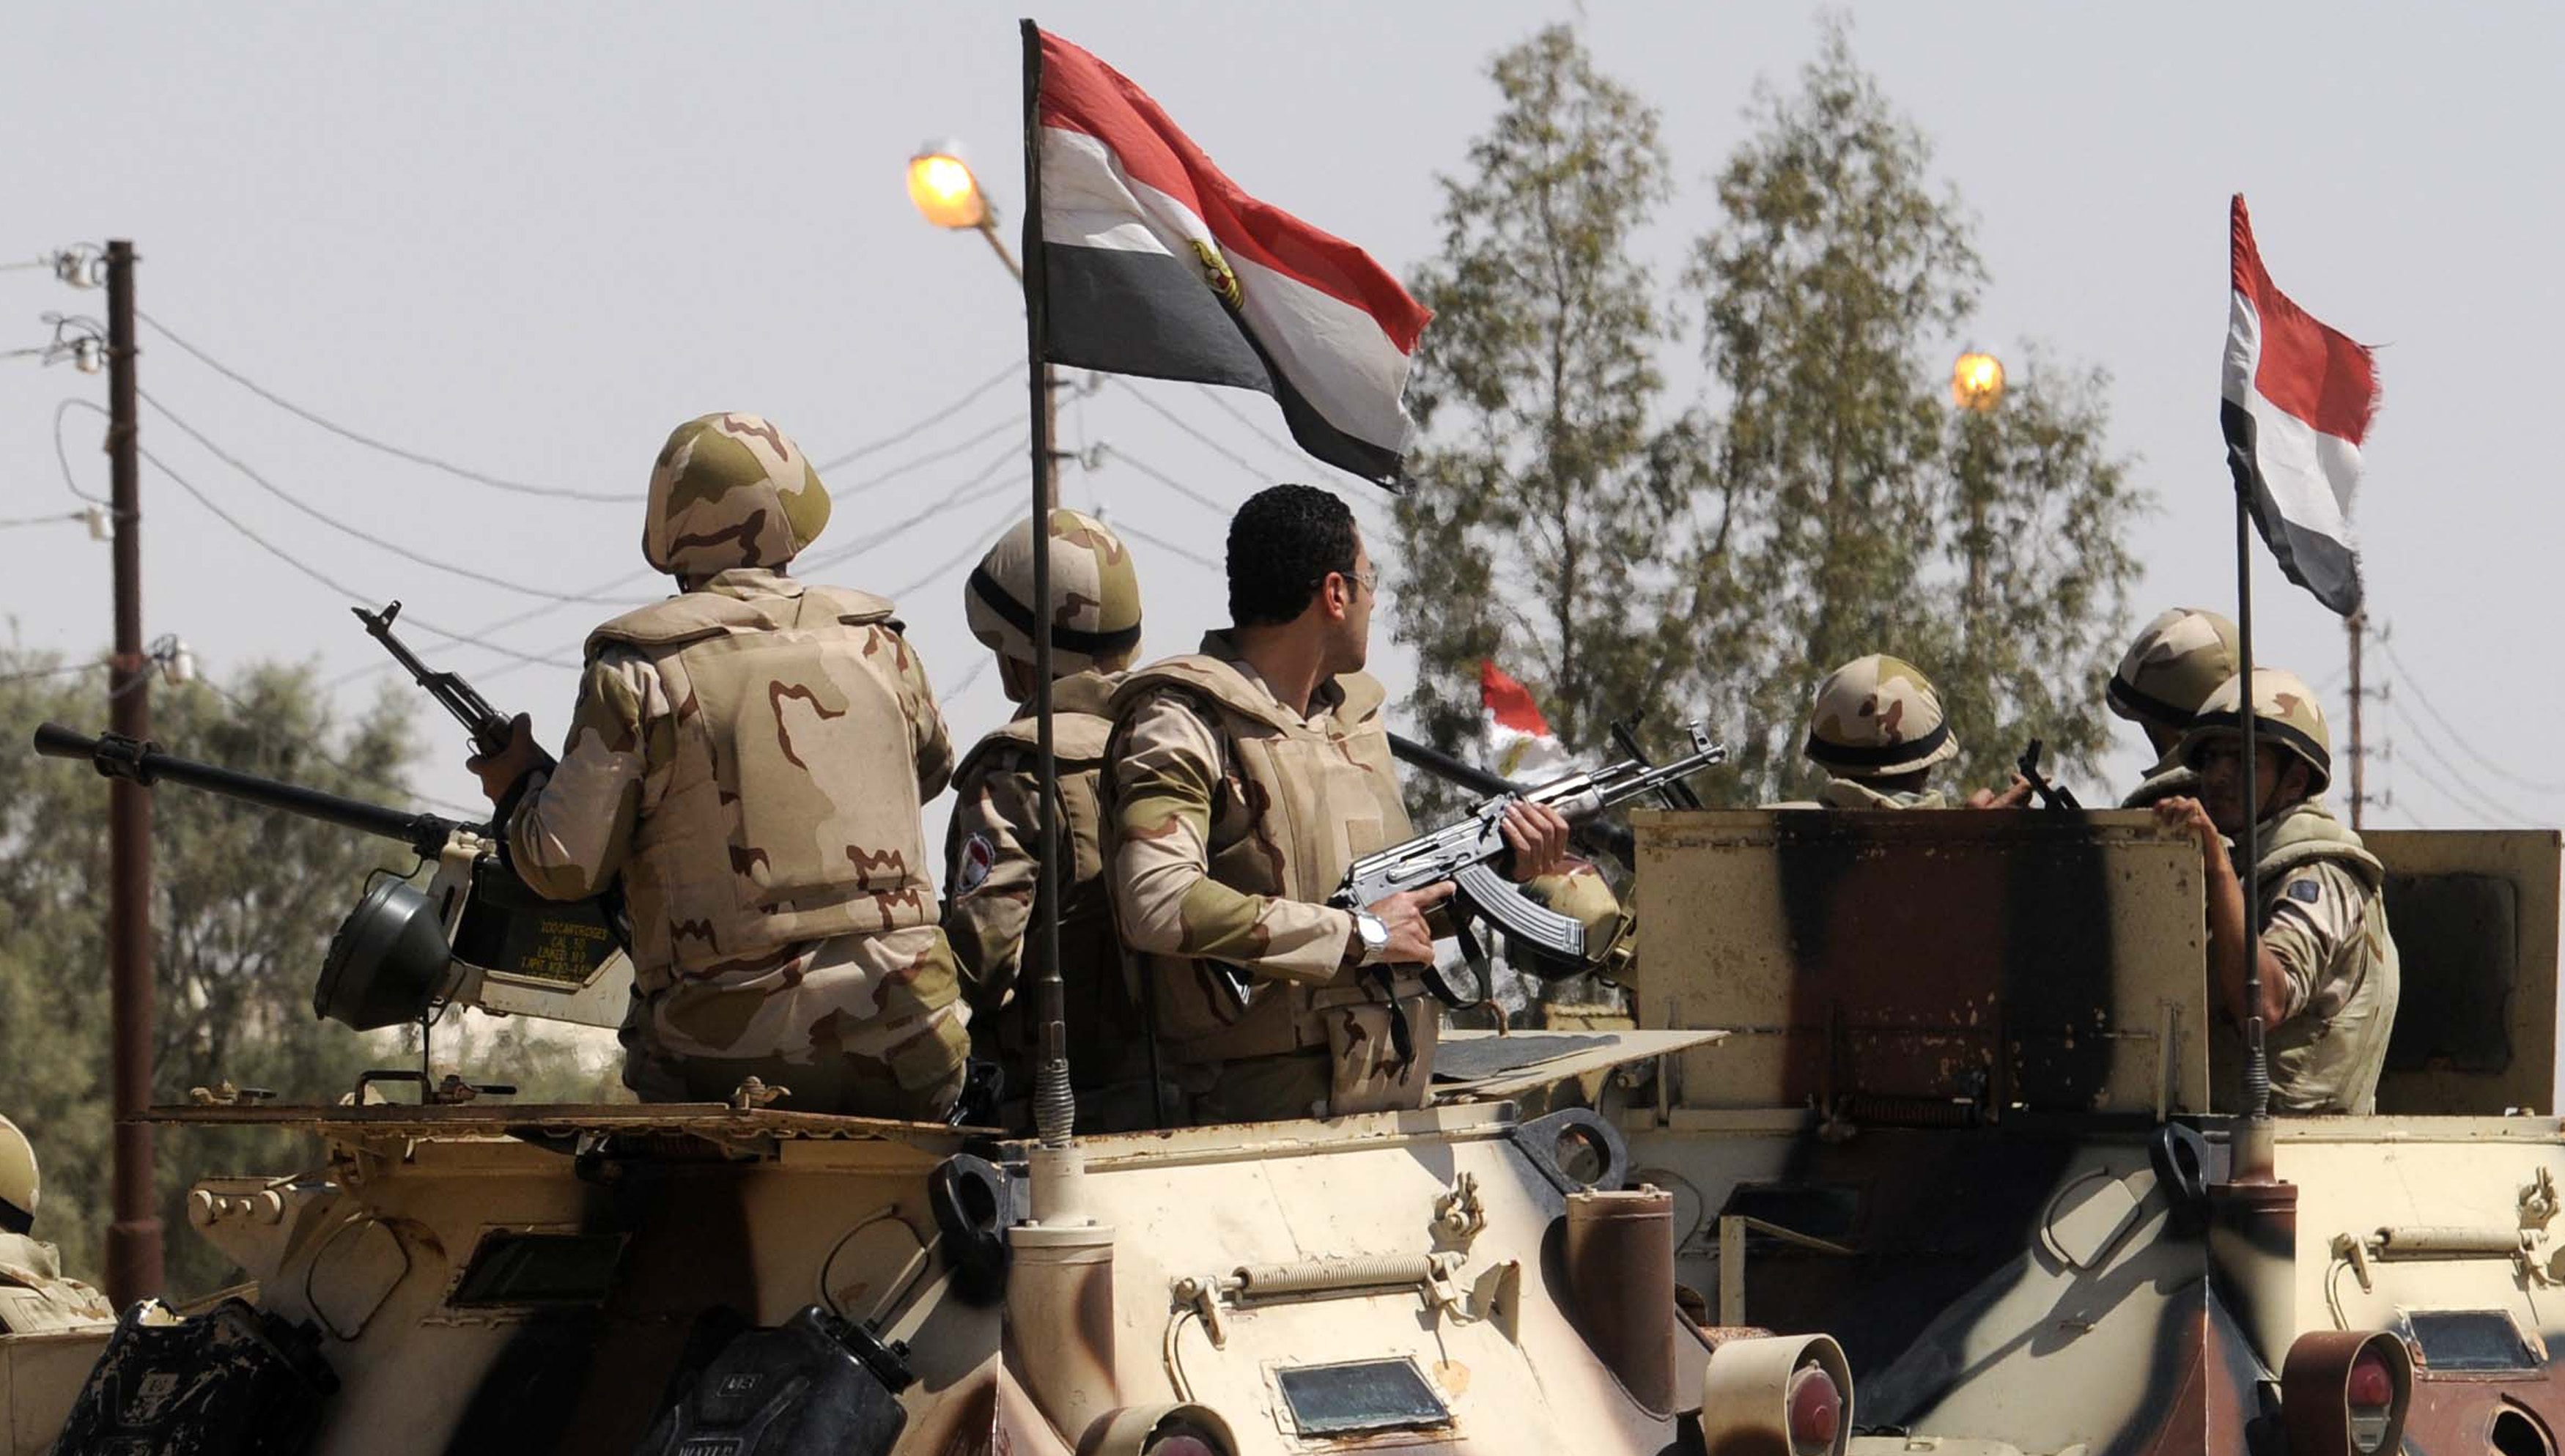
left=1481, top=659, right=1571, bottom=782
left=1032, top=27, right=1431, bottom=487
left=2222, top=194, right=2381, bottom=616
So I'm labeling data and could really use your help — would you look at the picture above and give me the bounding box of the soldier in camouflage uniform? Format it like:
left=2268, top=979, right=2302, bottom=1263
left=2107, top=607, right=2242, bottom=808
left=0, top=1114, right=113, bottom=1333
left=468, top=413, right=969, bottom=1120
left=1776, top=655, right=1968, bottom=808
left=1104, top=484, right=1609, bottom=1126
left=944, top=509, right=1152, bottom=1130
left=2155, top=668, right=2399, bottom=1114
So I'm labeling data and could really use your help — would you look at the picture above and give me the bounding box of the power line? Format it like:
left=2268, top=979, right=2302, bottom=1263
left=832, top=413, right=1027, bottom=500
left=53, top=398, right=110, bottom=504
left=1109, top=517, right=1222, bottom=573
left=196, top=676, right=486, bottom=819
left=1099, top=443, right=1230, bottom=517
left=2391, top=701, right=2524, bottom=826
left=0, top=660, right=105, bottom=685
left=1111, top=378, right=1277, bottom=484
left=940, top=654, right=994, bottom=705
left=138, top=387, right=627, bottom=605
left=140, top=308, right=1027, bottom=506
left=800, top=436, right=1027, bottom=573
left=813, top=361, right=1019, bottom=471
left=2380, top=639, right=2565, bottom=795
left=0, top=511, right=89, bottom=529
left=57, top=400, right=580, bottom=670
left=883, top=516, right=1014, bottom=605
left=1190, top=383, right=1305, bottom=466
left=1113, top=377, right=1388, bottom=517
left=136, top=308, right=639, bottom=503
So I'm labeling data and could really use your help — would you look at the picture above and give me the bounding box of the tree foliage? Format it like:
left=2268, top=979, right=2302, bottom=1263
left=1393, top=18, right=2143, bottom=813
left=1683, top=23, right=2141, bottom=799
left=0, top=655, right=616, bottom=1295
left=1394, top=25, right=1693, bottom=786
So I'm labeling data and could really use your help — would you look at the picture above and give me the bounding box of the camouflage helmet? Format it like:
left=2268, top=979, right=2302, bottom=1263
left=965, top=509, right=1143, bottom=676
left=1804, top=654, right=1960, bottom=778
left=2177, top=668, right=2333, bottom=797
left=2108, top=607, right=2243, bottom=733
left=0, top=1114, right=35, bottom=1228
left=642, top=413, right=832, bottom=578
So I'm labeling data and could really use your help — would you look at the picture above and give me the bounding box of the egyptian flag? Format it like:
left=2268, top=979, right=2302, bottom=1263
left=1481, top=659, right=1571, bottom=782
left=2222, top=195, right=2381, bottom=616
left=1030, top=26, right=1431, bottom=487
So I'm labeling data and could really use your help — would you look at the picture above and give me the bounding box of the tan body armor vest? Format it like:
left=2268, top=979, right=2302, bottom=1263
left=1109, top=654, right=1414, bottom=1065
left=588, top=581, right=937, bottom=988
left=951, top=673, right=1140, bottom=1084
left=2254, top=802, right=2401, bottom=1114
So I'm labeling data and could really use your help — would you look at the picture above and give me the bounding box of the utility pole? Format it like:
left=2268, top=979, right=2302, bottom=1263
left=103, top=238, right=161, bottom=1305
left=2346, top=609, right=2366, bottom=829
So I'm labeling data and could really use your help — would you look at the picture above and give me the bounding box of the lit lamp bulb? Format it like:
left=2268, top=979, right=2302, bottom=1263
left=1952, top=351, right=2004, bottom=413
left=907, top=141, right=989, bottom=230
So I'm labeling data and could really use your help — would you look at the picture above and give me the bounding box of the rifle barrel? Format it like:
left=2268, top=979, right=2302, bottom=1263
left=1387, top=731, right=1636, bottom=862
left=34, top=723, right=462, bottom=857
left=1387, top=732, right=1521, bottom=797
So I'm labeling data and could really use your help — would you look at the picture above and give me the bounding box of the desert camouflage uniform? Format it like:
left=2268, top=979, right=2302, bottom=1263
left=0, top=1231, right=113, bottom=1333
left=0, top=1117, right=110, bottom=1332
left=945, top=509, right=1151, bottom=1126
left=2250, top=802, right=2400, bottom=1114
left=2178, top=668, right=2398, bottom=1115
left=1104, top=634, right=1630, bottom=1125
left=945, top=673, right=1152, bottom=1122
left=2110, top=607, right=2240, bottom=808
left=505, top=413, right=968, bottom=1120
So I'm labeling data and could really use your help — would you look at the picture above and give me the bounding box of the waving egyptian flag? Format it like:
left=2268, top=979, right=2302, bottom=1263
left=2222, top=195, right=2381, bottom=616
left=1030, top=26, right=1431, bottom=487
left=1480, top=659, right=1571, bottom=782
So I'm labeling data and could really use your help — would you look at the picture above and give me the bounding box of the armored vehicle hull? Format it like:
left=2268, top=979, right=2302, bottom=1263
left=1620, top=808, right=2565, bottom=1455
left=18, top=1040, right=1846, bottom=1455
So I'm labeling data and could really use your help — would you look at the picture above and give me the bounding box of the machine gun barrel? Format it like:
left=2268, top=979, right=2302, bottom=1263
left=34, top=723, right=464, bottom=857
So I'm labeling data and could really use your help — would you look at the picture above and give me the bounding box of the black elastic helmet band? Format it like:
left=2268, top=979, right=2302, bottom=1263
left=2105, top=673, right=2197, bottom=729
left=2181, top=708, right=2332, bottom=788
left=966, top=567, right=1143, bottom=657
left=1804, top=718, right=1952, bottom=771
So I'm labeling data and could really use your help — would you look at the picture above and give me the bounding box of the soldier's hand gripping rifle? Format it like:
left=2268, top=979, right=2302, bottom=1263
left=34, top=723, right=628, bottom=1034
left=355, top=601, right=553, bottom=777
left=1347, top=721, right=1727, bottom=1009
left=2016, top=738, right=2083, bottom=811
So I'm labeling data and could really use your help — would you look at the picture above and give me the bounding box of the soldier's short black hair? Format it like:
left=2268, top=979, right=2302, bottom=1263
left=1227, top=483, right=1360, bottom=627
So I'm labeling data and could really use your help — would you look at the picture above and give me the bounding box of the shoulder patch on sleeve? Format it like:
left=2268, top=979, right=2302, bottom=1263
left=956, top=830, right=997, bottom=895
left=2287, top=878, right=2322, bottom=903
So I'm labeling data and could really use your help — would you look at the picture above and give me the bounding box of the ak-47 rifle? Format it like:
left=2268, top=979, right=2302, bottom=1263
left=1216, top=722, right=1728, bottom=1021
left=2017, top=738, right=2084, bottom=811
left=355, top=601, right=547, bottom=767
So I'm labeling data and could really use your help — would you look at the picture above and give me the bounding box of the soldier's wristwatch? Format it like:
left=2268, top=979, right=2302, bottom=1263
left=1348, top=908, right=1391, bottom=967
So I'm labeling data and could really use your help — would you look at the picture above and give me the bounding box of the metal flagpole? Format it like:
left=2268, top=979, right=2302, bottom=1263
left=1020, top=18, right=1074, bottom=1156
left=2234, top=458, right=2274, bottom=1172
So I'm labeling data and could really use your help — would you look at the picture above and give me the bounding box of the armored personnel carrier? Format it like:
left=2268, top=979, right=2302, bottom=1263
left=3, top=725, right=1842, bottom=1455
left=1616, top=807, right=2565, bottom=1455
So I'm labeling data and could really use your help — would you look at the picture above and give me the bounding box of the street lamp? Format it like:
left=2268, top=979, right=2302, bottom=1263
left=907, top=138, right=1021, bottom=281
left=1952, top=350, right=2004, bottom=413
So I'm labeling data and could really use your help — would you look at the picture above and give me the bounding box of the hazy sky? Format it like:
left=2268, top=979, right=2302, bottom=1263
left=7, top=1, right=2558, bottom=835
